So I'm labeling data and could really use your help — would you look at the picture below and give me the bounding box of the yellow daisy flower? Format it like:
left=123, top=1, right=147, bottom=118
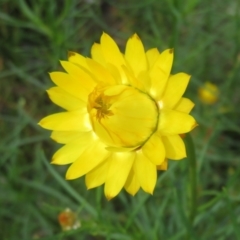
left=39, top=33, right=197, bottom=200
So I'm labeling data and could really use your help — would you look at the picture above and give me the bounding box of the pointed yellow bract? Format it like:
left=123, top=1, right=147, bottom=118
left=162, top=135, right=186, bottom=160
left=91, top=43, right=106, bottom=66
left=104, top=152, right=135, bottom=200
left=85, top=159, right=110, bottom=189
left=51, top=131, right=88, bottom=144
left=66, top=139, right=110, bottom=180
left=47, top=87, right=85, bottom=111
left=124, top=168, right=140, bottom=196
left=39, top=33, right=197, bottom=199
left=52, top=132, right=95, bottom=165
left=125, top=33, right=147, bottom=77
left=142, top=133, right=165, bottom=165
left=174, top=98, right=195, bottom=114
left=146, top=48, right=160, bottom=68
left=161, top=73, right=190, bottom=109
left=149, top=49, right=174, bottom=99
left=134, top=151, right=157, bottom=194
left=39, top=110, right=92, bottom=132
left=68, top=51, right=89, bottom=69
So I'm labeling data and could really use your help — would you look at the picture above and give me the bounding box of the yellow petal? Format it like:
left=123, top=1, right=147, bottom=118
left=100, top=33, right=125, bottom=65
left=134, top=150, right=157, bottom=194
left=51, top=132, right=95, bottom=165
left=104, top=152, right=135, bottom=200
left=51, top=131, right=90, bottom=144
left=68, top=51, right=89, bottom=70
left=49, top=72, right=92, bottom=102
left=124, top=168, right=140, bottom=196
left=142, top=133, right=165, bottom=165
left=103, top=84, right=128, bottom=96
left=106, top=62, right=122, bottom=84
left=85, top=158, right=111, bottom=189
left=47, top=87, right=85, bottom=111
left=66, top=139, right=110, bottom=179
left=121, top=65, right=145, bottom=91
left=157, top=158, right=168, bottom=170
left=125, top=33, right=147, bottom=77
left=160, top=73, right=190, bottom=109
left=91, top=43, right=106, bottom=66
left=38, top=109, right=92, bottom=131
left=60, top=61, right=96, bottom=90
left=137, top=71, right=151, bottom=93
left=105, top=146, right=137, bottom=152
left=86, top=58, right=116, bottom=85
left=174, top=97, right=195, bottom=113
left=146, top=48, right=160, bottom=68
left=158, top=109, right=196, bottom=135
left=161, top=135, right=186, bottom=160
left=149, top=49, right=174, bottom=99
left=100, top=33, right=128, bottom=84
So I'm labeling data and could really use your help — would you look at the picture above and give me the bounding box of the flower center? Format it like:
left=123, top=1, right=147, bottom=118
left=89, top=90, right=114, bottom=121
left=88, top=85, right=159, bottom=148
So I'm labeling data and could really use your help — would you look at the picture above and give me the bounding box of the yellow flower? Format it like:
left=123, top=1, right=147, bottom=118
left=198, top=81, right=219, bottom=104
left=39, top=33, right=197, bottom=199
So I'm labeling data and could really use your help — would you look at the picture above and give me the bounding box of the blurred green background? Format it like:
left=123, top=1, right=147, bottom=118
left=1, top=0, right=240, bottom=239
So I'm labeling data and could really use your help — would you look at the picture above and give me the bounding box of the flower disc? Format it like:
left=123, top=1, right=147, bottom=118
left=88, top=85, right=159, bottom=148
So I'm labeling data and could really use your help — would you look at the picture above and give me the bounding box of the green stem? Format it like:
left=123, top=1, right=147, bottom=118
left=184, top=133, right=197, bottom=224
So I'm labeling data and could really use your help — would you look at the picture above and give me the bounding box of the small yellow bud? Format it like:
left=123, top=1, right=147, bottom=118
left=198, top=82, right=219, bottom=104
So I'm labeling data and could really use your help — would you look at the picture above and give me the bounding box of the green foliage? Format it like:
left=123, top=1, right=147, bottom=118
left=1, top=0, right=240, bottom=239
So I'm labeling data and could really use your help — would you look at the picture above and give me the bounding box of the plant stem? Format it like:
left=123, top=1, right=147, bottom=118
left=184, top=133, right=197, bottom=224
